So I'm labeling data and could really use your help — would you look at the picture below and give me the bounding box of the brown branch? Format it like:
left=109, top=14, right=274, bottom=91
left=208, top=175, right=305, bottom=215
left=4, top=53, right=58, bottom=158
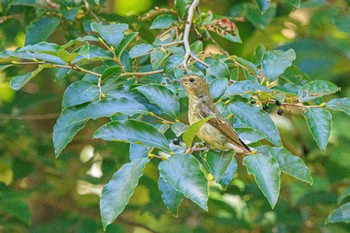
left=83, top=0, right=100, bottom=22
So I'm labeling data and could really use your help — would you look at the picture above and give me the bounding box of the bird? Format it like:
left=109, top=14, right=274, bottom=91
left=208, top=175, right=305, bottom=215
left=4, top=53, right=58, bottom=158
left=177, top=74, right=251, bottom=154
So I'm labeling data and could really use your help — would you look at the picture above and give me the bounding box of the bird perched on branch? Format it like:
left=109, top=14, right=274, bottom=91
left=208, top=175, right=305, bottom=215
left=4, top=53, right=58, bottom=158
left=177, top=74, right=251, bottom=154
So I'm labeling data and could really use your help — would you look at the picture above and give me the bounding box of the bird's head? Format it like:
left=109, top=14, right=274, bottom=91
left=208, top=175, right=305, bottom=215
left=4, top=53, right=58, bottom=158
left=178, top=75, right=210, bottom=97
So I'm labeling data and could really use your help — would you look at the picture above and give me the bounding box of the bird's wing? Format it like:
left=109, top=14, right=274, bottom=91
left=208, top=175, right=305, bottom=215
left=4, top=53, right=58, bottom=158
left=199, top=102, right=251, bottom=152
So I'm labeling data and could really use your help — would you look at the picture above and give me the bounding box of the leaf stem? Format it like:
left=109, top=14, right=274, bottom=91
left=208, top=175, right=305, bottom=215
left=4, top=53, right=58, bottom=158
left=149, top=112, right=175, bottom=125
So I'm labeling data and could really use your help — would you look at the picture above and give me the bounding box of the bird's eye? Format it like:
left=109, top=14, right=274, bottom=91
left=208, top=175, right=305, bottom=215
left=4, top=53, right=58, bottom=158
left=189, top=78, right=195, bottom=83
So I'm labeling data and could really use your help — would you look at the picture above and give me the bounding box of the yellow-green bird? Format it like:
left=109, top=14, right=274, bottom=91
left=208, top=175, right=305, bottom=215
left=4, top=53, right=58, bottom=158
left=178, top=74, right=251, bottom=154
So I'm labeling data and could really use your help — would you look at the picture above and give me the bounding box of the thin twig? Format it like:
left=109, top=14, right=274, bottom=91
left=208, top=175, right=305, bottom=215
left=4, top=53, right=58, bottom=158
left=181, top=0, right=200, bottom=68
left=120, top=69, right=164, bottom=77
left=154, top=40, right=184, bottom=47
left=149, top=112, right=175, bottom=124
left=0, top=113, right=59, bottom=120
left=98, top=38, right=122, bottom=66
left=83, top=0, right=100, bottom=22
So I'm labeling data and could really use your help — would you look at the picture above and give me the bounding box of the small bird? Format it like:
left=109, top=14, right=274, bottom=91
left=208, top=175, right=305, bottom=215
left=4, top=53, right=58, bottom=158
left=178, top=74, right=251, bottom=154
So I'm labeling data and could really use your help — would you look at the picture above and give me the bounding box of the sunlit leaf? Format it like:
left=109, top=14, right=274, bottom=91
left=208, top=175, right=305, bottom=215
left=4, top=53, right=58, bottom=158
left=129, top=44, right=154, bottom=58
left=325, top=98, right=350, bottom=115
left=100, top=157, right=150, bottom=230
left=151, top=14, right=178, bottom=29
left=158, top=176, right=184, bottom=217
left=210, top=78, right=228, bottom=100
left=91, top=22, right=128, bottom=48
left=62, top=81, right=100, bottom=108
left=159, top=153, right=208, bottom=211
left=326, top=203, right=350, bottom=224
left=299, top=80, right=339, bottom=102
left=206, top=150, right=234, bottom=182
left=182, top=115, right=215, bottom=148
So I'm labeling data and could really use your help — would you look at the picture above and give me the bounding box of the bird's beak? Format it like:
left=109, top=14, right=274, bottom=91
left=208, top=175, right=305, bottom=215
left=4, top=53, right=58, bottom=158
left=173, top=79, right=182, bottom=83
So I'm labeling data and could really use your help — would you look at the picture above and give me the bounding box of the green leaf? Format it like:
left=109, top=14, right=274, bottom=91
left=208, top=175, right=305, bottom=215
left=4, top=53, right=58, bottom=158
left=219, top=157, right=238, bottom=189
left=0, top=200, right=31, bottom=225
left=62, top=35, right=99, bottom=49
left=57, top=49, right=80, bottom=63
left=210, top=78, right=228, bottom=100
left=326, top=203, right=350, bottom=224
left=53, top=108, right=88, bottom=156
left=115, top=32, right=138, bottom=58
left=129, top=44, right=154, bottom=58
left=93, top=120, right=170, bottom=151
left=255, top=0, right=270, bottom=13
left=91, top=22, right=128, bottom=48
left=298, top=80, right=340, bottom=102
left=337, top=188, right=350, bottom=205
left=182, top=115, right=215, bottom=148
left=175, top=0, right=189, bottom=18
left=129, top=144, right=149, bottom=161
left=302, top=108, right=332, bottom=152
left=229, top=102, right=282, bottom=146
left=158, top=176, right=184, bottom=217
left=206, top=150, right=234, bottom=182
left=252, top=44, right=266, bottom=66
left=0, top=50, right=66, bottom=64
left=223, top=80, right=270, bottom=98
left=19, top=42, right=60, bottom=52
left=100, top=157, right=150, bottom=230
left=244, top=3, right=276, bottom=30
left=70, top=98, right=148, bottom=123
left=159, top=153, right=208, bottom=211
left=325, top=98, right=350, bottom=115
left=151, top=14, right=178, bottom=29
left=243, top=153, right=281, bottom=208
left=150, top=49, right=168, bottom=70
left=10, top=64, right=49, bottom=90
left=171, top=122, right=189, bottom=137
left=234, top=56, right=260, bottom=76
left=261, top=49, right=296, bottom=82
left=256, top=145, right=312, bottom=184
left=62, top=81, right=100, bottom=108
left=25, top=16, right=61, bottom=45
left=136, top=84, right=180, bottom=118
left=207, top=61, right=230, bottom=79
left=286, top=0, right=301, bottom=8
left=74, top=44, right=112, bottom=63
left=236, top=127, right=266, bottom=144
left=101, top=66, right=122, bottom=81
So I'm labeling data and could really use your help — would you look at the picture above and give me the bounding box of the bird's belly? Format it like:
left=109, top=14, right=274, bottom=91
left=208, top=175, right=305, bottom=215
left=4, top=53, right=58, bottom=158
left=197, top=123, right=232, bottom=151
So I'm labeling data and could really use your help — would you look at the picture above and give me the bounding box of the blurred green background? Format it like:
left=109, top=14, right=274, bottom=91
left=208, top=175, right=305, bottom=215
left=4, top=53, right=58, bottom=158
left=1, top=0, right=350, bottom=232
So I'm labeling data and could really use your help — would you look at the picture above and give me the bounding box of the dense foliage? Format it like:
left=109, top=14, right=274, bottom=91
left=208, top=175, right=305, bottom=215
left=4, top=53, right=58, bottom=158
left=1, top=0, right=350, bottom=232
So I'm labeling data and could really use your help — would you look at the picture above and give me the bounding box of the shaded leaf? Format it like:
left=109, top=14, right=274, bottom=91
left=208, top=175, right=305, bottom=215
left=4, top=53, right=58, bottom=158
left=298, top=80, right=340, bottom=102
left=326, top=203, right=350, bottom=224
left=159, top=153, right=208, bottom=211
left=236, top=127, right=266, bottom=144
left=206, top=150, right=234, bottom=182
left=171, top=122, right=189, bottom=137
left=101, top=66, right=122, bottom=81
left=219, top=157, right=238, bottom=189
left=234, top=56, right=260, bottom=76
left=243, top=153, right=281, bottom=208
left=224, top=80, right=270, bottom=98
left=70, top=98, right=148, bottom=123
left=256, top=145, right=312, bottom=184
left=25, top=16, right=61, bottom=45
left=62, top=81, right=100, bottom=108
left=136, top=84, right=180, bottom=118
left=129, top=144, right=149, bottom=161
left=93, top=120, right=170, bottom=151
left=10, top=64, right=50, bottom=90
left=0, top=50, right=66, bottom=65
left=150, top=49, right=168, bottom=70
left=261, top=49, right=296, bottom=82
left=207, top=61, right=230, bottom=79
left=302, top=108, right=332, bottom=152
left=91, top=22, right=128, bottom=48
left=325, top=98, right=350, bottom=115
left=158, top=176, right=184, bottom=217
left=100, top=157, right=150, bottom=230
left=229, top=102, right=282, bottom=146
left=151, top=14, right=178, bottom=29
left=175, top=0, right=189, bottom=18
left=115, top=32, right=138, bottom=58
left=183, top=115, right=215, bottom=148
left=255, top=0, right=270, bottom=13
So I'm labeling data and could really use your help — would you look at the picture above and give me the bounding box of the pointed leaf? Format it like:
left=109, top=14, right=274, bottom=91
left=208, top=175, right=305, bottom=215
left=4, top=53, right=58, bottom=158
left=175, top=0, right=190, bottom=18
left=326, top=203, right=350, bottom=224
left=255, top=0, right=271, bottom=13
left=62, top=81, right=100, bottom=108
left=0, top=50, right=66, bottom=65
left=129, top=144, right=149, bottom=161
left=236, top=127, right=266, bottom=144
left=136, top=84, right=180, bottom=118
left=151, top=14, right=178, bottom=29
left=158, top=176, right=184, bottom=217
left=129, top=44, right=154, bottom=58
left=53, top=108, right=88, bottom=156
left=298, top=80, right=339, bottom=102
left=159, top=153, right=208, bottom=211
left=302, top=108, right=332, bottom=152
left=100, top=157, right=150, bottom=229
left=325, top=98, right=350, bottom=115
left=229, top=102, right=282, bottom=146
left=171, top=122, right=189, bottom=137
left=115, top=32, right=138, bottom=58
left=25, top=16, right=61, bottom=45
left=257, top=145, right=312, bottom=184
left=91, top=22, right=128, bottom=48
left=224, top=80, right=270, bottom=98
left=93, top=120, right=170, bottom=151
left=261, top=49, right=296, bottom=82
left=70, top=98, right=148, bottom=123
left=219, top=157, right=238, bottom=189
left=206, top=150, right=234, bottom=182
left=10, top=64, right=50, bottom=90
left=182, top=115, right=215, bottom=148
left=243, top=153, right=281, bottom=208
left=207, top=61, right=230, bottom=79
left=101, top=66, right=122, bottom=81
